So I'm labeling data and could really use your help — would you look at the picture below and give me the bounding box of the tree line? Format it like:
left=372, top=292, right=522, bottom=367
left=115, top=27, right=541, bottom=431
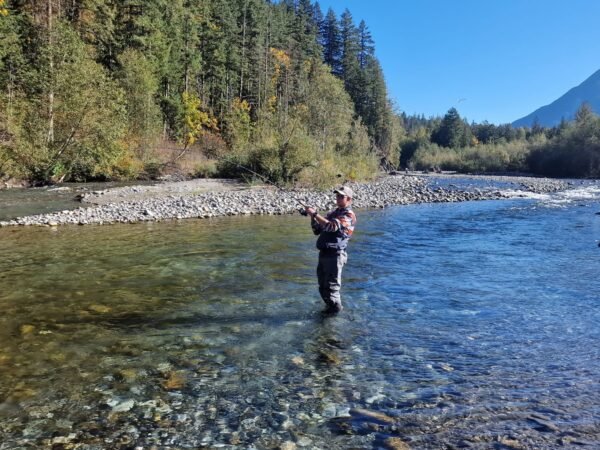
left=0, top=0, right=399, bottom=185
left=1, top=0, right=598, bottom=185
left=401, top=104, right=600, bottom=178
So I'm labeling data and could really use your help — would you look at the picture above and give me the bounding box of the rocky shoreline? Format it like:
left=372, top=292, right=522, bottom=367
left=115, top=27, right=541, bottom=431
left=0, top=174, right=571, bottom=227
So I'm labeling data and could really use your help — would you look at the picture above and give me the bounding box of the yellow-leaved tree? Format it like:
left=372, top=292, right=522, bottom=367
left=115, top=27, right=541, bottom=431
left=174, top=91, right=217, bottom=161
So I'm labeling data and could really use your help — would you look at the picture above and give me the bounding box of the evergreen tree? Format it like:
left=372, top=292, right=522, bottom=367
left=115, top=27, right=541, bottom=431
left=117, top=49, right=162, bottom=157
left=529, top=117, right=544, bottom=137
left=296, top=0, right=320, bottom=59
left=432, top=107, right=466, bottom=148
left=319, top=8, right=340, bottom=75
left=472, top=121, right=496, bottom=144
left=286, top=0, right=320, bottom=79
left=339, top=8, right=360, bottom=96
left=357, top=20, right=374, bottom=69
left=241, top=0, right=269, bottom=111
left=312, top=2, right=324, bottom=34
left=574, top=102, right=594, bottom=126
left=200, top=0, right=241, bottom=117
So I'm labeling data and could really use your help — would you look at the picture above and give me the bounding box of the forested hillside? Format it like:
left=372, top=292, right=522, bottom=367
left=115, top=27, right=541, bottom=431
left=0, top=0, right=399, bottom=184
left=1, top=0, right=598, bottom=184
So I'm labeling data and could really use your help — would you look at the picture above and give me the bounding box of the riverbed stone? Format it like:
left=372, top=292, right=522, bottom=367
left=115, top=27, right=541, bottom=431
left=279, top=441, right=296, bottom=450
left=497, top=436, right=524, bottom=449
left=527, top=415, right=559, bottom=432
left=291, top=356, right=304, bottom=366
left=19, top=324, right=36, bottom=335
left=109, top=398, right=136, bottom=412
left=162, top=371, right=187, bottom=390
left=383, top=437, right=411, bottom=450
left=88, top=304, right=111, bottom=314
left=296, top=436, right=313, bottom=447
left=350, top=408, right=397, bottom=424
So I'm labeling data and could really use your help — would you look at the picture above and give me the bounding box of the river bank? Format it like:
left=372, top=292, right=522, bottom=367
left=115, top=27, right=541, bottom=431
left=0, top=174, right=574, bottom=227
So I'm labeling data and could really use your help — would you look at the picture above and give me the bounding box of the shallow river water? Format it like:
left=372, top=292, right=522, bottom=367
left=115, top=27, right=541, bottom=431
left=1, top=185, right=599, bottom=449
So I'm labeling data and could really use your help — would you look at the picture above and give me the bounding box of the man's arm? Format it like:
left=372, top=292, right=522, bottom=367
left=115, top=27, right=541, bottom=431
left=306, top=207, right=332, bottom=229
left=305, top=207, right=323, bottom=234
left=307, top=208, right=356, bottom=236
left=335, top=210, right=356, bottom=238
left=311, top=216, right=322, bottom=235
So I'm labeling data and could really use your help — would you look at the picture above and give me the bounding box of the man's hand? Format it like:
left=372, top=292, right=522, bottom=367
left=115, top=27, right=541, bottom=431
left=305, top=207, right=317, bottom=218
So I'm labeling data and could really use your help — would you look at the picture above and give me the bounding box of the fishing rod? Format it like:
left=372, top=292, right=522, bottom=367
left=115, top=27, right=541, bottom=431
left=218, top=154, right=310, bottom=212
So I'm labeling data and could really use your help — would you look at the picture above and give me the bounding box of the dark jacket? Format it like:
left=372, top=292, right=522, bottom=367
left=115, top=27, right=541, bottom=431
left=312, top=206, right=357, bottom=252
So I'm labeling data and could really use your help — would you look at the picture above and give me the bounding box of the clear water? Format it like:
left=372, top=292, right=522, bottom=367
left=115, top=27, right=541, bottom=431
left=0, top=181, right=154, bottom=221
left=0, top=185, right=599, bottom=449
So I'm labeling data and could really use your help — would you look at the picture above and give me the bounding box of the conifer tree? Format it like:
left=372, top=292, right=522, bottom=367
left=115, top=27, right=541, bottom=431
left=357, top=20, right=374, bottom=69
left=320, top=8, right=341, bottom=75
left=241, top=0, right=269, bottom=111
left=312, top=2, right=324, bottom=35
left=432, top=107, right=466, bottom=148
left=117, top=49, right=162, bottom=157
left=339, top=8, right=360, bottom=97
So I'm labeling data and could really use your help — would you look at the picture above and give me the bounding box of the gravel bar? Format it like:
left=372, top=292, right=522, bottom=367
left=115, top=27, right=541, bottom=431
left=0, top=175, right=570, bottom=227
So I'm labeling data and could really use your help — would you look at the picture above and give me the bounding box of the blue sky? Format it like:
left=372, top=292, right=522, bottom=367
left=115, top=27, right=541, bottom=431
left=316, top=0, right=600, bottom=124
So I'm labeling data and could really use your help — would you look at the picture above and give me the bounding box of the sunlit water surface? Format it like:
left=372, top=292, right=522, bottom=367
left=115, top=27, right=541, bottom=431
left=1, top=186, right=599, bottom=449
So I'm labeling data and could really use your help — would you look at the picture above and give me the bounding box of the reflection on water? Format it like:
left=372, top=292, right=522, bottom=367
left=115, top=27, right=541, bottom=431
left=0, top=195, right=599, bottom=449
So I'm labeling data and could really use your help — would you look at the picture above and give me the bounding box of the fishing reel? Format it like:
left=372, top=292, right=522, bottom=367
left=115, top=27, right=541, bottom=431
left=299, top=206, right=316, bottom=217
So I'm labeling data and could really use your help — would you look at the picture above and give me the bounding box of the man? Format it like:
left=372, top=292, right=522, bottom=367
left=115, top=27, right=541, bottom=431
left=305, top=186, right=357, bottom=314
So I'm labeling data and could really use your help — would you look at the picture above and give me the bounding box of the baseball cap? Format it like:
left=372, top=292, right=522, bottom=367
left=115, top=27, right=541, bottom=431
left=333, top=186, right=353, bottom=198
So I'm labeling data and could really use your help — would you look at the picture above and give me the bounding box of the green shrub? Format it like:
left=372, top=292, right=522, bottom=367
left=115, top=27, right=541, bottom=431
left=193, top=160, right=218, bottom=178
left=410, top=140, right=530, bottom=173
left=528, top=108, right=600, bottom=177
left=411, top=142, right=460, bottom=170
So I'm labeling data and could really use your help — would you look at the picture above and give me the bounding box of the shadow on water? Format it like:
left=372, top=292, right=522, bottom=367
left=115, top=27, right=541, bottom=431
left=32, top=308, right=349, bottom=332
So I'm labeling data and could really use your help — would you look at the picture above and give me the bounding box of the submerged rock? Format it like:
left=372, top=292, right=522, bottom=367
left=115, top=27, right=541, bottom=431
left=349, top=408, right=397, bottom=424
left=291, top=356, right=305, bottom=366
left=497, top=436, right=524, bottom=449
left=317, top=350, right=341, bottom=365
left=50, top=433, right=77, bottom=445
left=526, top=415, right=559, bottom=432
left=279, top=441, right=297, bottom=450
left=162, top=371, right=187, bottom=390
left=88, top=304, right=112, bottom=314
left=383, top=437, right=411, bottom=450
left=19, top=324, right=36, bottom=335
left=108, top=398, right=135, bottom=412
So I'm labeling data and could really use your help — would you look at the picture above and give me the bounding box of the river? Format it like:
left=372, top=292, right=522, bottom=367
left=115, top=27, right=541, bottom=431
left=0, top=182, right=599, bottom=449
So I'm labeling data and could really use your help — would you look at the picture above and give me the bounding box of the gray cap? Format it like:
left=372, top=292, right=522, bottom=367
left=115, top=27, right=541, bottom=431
left=333, top=185, right=353, bottom=199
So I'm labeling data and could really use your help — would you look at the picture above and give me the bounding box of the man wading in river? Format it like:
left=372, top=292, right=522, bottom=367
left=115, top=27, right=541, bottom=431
left=305, top=186, right=357, bottom=314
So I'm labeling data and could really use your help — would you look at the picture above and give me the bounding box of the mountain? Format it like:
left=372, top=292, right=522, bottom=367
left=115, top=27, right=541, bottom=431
left=512, top=69, right=600, bottom=128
